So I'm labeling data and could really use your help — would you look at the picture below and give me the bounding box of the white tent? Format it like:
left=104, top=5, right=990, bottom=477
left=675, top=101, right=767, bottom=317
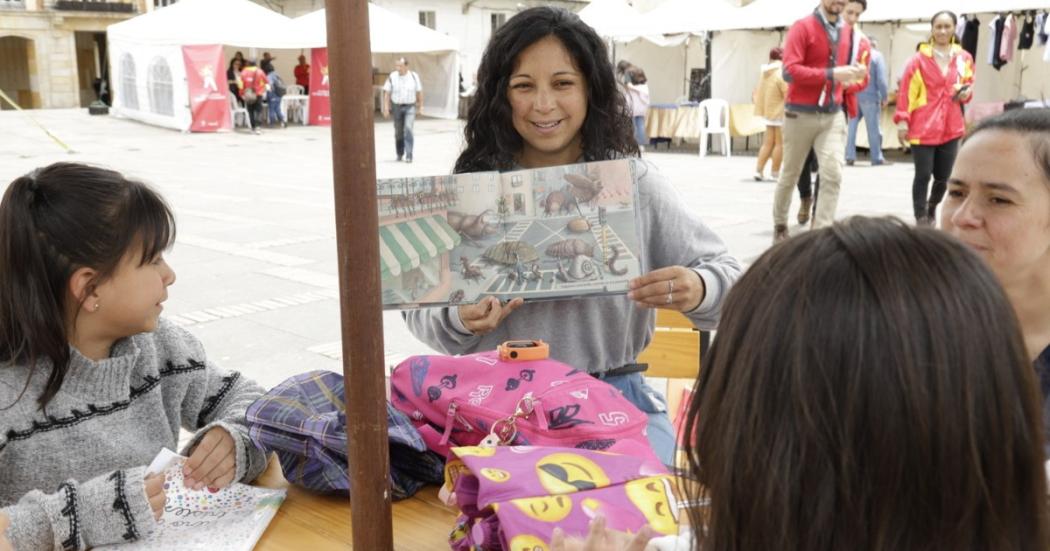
left=291, top=6, right=460, bottom=120
left=578, top=0, right=673, bottom=44
left=640, top=0, right=1050, bottom=33
left=107, top=0, right=296, bottom=131
left=107, top=0, right=461, bottom=131
left=637, top=0, right=743, bottom=35
left=108, top=0, right=296, bottom=48
left=611, top=0, right=1050, bottom=109
left=705, top=0, right=1050, bottom=105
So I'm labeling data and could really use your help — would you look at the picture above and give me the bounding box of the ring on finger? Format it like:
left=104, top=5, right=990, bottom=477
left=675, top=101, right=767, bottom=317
left=666, top=293, right=673, bottom=304
left=668, top=280, right=674, bottom=293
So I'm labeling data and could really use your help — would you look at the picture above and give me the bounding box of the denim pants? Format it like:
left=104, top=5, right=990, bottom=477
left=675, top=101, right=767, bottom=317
left=845, top=100, right=884, bottom=162
left=632, top=116, right=648, bottom=147
left=267, top=93, right=284, bottom=125
left=392, top=103, right=416, bottom=159
left=599, top=372, right=675, bottom=466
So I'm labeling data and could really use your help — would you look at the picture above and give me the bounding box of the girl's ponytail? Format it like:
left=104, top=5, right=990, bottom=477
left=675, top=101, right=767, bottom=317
left=0, top=172, right=74, bottom=408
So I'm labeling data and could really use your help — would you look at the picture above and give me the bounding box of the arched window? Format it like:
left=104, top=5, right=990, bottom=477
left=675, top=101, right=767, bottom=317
left=147, top=57, right=174, bottom=116
left=119, top=54, right=139, bottom=110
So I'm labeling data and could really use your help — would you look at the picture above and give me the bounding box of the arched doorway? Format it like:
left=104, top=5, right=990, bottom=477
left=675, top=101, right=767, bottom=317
left=0, top=36, right=39, bottom=110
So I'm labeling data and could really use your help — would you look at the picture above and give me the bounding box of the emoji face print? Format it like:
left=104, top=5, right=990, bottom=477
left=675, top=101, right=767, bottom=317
left=512, top=494, right=573, bottom=523
left=535, top=453, right=611, bottom=494
left=624, top=476, right=680, bottom=535
left=480, top=468, right=512, bottom=483
left=507, top=534, right=549, bottom=551
left=453, top=446, right=496, bottom=457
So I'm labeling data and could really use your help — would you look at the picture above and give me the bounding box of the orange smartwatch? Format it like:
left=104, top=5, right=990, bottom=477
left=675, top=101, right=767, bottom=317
left=498, top=340, right=550, bottom=361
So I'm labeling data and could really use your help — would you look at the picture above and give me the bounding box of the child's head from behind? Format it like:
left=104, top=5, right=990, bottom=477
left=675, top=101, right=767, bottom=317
left=683, top=217, right=1049, bottom=550
left=0, top=163, right=176, bottom=406
left=455, top=6, right=637, bottom=173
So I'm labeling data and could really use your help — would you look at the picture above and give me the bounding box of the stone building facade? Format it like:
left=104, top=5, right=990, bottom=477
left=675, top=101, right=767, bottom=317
left=0, top=0, right=151, bottom=109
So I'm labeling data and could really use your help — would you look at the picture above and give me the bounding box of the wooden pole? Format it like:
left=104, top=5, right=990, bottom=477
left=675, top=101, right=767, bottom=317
left=326, top=2, right=394, bottom=549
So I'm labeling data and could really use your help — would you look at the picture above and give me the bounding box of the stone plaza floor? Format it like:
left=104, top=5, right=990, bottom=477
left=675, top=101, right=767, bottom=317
left=2, top=109, right=918, bottom=389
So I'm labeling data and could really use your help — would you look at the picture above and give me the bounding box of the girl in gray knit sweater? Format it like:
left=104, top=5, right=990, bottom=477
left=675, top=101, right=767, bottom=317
left=0, top=163, right=268, bottom=550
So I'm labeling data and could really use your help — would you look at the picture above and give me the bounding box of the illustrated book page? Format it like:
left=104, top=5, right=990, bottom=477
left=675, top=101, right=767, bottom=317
left=378, top=159, right=642, bottom=309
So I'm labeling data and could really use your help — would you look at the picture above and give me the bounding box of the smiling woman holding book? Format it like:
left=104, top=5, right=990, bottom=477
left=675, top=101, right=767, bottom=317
left=403, top=6, right=742, bottom=466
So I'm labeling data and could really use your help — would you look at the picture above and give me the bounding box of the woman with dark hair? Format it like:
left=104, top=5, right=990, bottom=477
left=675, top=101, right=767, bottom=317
left=404, top=6, right=741, bottom=466
left=753, top=46, right=786, bottom=181
left=555, top=216, right=1050, bottom=549
left=941, top=107, right=1050, bottom=449
left=895, top=10, right=976, bottom=225
left=671, top=216, right=1050, bottom=550
left=227, top=57, right=244, bottom=105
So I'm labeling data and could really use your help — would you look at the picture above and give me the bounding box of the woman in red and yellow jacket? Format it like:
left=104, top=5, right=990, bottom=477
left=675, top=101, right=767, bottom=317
left=894, top=10, right=975, bottom=225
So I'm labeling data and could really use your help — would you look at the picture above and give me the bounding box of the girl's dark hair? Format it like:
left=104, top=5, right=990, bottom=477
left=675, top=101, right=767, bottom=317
left=681, top=216, right=1049, bottom=550
left=0, top=163, right=175, bottom=408
left=968, top=107, right=1050, bottom=185
left=931, top=9, right=958, bottom=26
left=454, top=6, right=638, bottom=173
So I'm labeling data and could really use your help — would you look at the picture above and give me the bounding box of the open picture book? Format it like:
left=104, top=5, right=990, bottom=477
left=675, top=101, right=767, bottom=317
left=377, top=159, right=643, bottom=309
left=94, top=449, right=285, bottom=551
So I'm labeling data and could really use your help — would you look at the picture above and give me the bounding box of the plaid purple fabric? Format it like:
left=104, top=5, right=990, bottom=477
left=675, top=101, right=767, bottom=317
left=246, top=370, right=443, bottom=499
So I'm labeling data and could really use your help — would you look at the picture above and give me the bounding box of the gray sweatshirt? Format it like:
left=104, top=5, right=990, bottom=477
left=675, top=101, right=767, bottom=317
left=405, top=159, right=742, bottom=373
left=0, top=319, right=267, bottom=551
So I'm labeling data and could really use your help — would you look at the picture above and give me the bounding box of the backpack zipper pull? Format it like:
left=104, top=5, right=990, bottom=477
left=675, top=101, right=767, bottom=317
left=439, top=402, right=458, bottom=446
left=519, top=392, right=548, bottom=431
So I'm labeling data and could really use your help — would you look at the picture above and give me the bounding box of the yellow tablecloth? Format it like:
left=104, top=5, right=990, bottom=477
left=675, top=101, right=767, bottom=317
left=645, top=104, right=701, bottom=141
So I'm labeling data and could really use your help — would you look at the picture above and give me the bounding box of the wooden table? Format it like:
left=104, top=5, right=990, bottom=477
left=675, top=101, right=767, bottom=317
left=253, top=456, right=458, bottom=550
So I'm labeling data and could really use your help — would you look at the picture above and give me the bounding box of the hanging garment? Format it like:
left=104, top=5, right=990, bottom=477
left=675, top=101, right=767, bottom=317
left=962, top=15, right=981, bottom=59
left=1019, top=14, right=1035, bottom=49
left=1036, top=12, right=1048, bottom=46
left=1000, top=14, right=1018, bottom=64
left=956, top=14, right=967, bottom=43
left=1044, top=13, right=1050, bottom=61
left=991, top=16, right=1006, bottom=70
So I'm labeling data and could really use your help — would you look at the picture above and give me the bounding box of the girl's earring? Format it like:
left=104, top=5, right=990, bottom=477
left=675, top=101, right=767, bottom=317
left=93, top=303, right=100, bottom=312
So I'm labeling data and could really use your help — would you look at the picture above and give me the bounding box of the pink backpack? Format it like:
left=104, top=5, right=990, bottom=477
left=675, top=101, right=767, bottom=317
left=389, top=350, right=652, bottom=459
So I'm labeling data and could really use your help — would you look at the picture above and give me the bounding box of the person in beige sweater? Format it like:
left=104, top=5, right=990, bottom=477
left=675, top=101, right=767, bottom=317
left=753, top=47, right=788, bottom=181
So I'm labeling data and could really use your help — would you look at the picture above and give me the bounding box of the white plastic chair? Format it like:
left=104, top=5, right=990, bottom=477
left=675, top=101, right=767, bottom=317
left=698, top=98, right=731, bottom=158
left=229, top=93, right=252, bottom=130
left=281, top=84, right=309, bottom=125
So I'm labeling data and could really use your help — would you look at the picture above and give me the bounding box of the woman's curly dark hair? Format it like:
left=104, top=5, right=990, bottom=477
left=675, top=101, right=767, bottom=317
left=454, top=6, right=638, bottom=174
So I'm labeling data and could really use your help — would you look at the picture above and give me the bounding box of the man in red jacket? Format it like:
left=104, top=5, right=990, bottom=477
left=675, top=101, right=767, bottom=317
left=772, top=0, right=867, bottom=242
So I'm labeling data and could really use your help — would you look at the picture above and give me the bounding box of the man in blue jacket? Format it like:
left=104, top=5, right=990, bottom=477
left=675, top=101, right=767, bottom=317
left=845, top=38, right=891, bottom=166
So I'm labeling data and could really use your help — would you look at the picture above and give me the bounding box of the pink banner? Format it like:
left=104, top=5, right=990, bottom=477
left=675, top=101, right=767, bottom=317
left=309, top=48, right=331, bottom=126
left=181, top=45, right=231, bottom=132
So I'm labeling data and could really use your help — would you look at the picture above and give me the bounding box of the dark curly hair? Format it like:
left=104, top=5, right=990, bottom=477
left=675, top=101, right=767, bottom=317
left=454, top=6, right=638, bottom=174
